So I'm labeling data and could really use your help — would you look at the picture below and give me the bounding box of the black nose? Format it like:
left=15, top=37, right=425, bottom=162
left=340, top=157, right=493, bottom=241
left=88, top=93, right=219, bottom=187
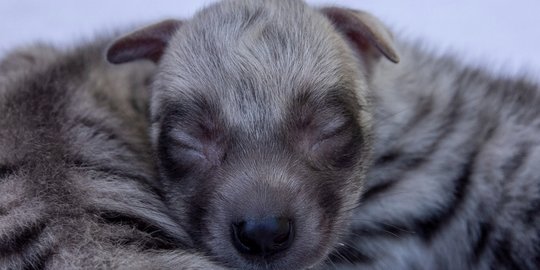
left=232, top=217, right=294, bottom=257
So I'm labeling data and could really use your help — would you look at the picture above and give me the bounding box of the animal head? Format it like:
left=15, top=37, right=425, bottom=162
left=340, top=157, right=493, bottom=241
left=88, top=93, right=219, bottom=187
left=107, top=0, right=398, bottom=269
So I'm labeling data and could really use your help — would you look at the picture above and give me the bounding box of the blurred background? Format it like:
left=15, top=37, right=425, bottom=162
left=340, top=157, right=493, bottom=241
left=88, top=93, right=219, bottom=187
left=1, top=0, right=539, bottom=79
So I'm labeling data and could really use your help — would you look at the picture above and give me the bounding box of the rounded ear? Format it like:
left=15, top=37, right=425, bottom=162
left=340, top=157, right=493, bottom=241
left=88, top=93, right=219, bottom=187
left=320, top=7, right=400, bottom=64
left=106, top=19, right=183, bottom=64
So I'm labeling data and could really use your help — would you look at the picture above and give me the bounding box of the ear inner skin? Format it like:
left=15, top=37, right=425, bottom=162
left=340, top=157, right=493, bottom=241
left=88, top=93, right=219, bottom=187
left=321, top=7, right=400, bottom=64
left=106, top=19, right=183, bottom=64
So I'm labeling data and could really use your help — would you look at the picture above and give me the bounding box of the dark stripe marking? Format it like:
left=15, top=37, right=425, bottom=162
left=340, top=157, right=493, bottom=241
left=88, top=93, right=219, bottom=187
left=501, top=143, right=529, bottom=181
left=374, top=150, right=400, bottom=165
left=75, top=116, right=141, bottom=157
left=350, top=224, right=413, bottom=239
left=98, top=211, right=180, bottom=250
left=356, top=149, right=477, bottom=241
left=524, top=197, right=540, bottom=225
left=374, top=80, right=465, bottom=177
left=21, top=246, right=54, bottom=270
left=0, top=221, right=47, bottom=254
left=472, top=221, right=493, bottom=262
left=327, top=243, right=372, bottom=265
left=0, top=165, right=17, bottom=179
left=415, top=149, right=476, bottom=241
left=361, top=180, right=397, bottom=202
left=493, top=237, right=521, bottom=269
left=471, top=142, right=532, bottom=262
left=104, top=168, right=162, bottom=198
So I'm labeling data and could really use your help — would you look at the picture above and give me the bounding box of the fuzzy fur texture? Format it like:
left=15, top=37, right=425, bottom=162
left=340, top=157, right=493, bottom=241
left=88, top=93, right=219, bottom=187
left=3, top=0, right=539, bottom=269
left=0, top=40, right=223, bottom=269
left=146, top=1, right=374, bottom=269
left=332, top=41, right=540, bottom=270
left=129, top=0, right=539, bottom=269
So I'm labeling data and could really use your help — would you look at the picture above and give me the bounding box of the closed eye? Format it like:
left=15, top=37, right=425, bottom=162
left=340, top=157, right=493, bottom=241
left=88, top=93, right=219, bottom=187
left=168, top=129, right=204, bottom=153
left=166, top=127, right=225, bottom=167
left=317, top=117, right=352, bottom=141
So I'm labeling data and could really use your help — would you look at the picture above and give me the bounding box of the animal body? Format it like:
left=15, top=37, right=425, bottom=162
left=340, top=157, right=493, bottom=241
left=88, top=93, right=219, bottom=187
left=337, top=39, right=540, bottom=270
left=0, top=40, right=224, bottom=269
left=0, top=0, right=540, bottom=269
left=113, top=0, right=539, bottom=269
left=108, top=0, right=388, bottom=268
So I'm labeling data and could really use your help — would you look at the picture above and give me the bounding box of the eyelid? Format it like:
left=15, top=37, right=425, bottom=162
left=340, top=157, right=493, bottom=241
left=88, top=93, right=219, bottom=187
left=169, top=129, right=204, bottom=153
left=318, top=117, right=350, bottom=140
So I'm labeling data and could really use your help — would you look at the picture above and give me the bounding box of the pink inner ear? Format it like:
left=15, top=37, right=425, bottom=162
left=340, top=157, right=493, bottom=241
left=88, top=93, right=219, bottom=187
left=321, top=7, right=399, bottom=64
left=345, top=31, right=371, bottom=55
left=322, top=8, right=377, bottom=56
left=106, top=19, right=182, bottom=64
left=107, top=37, right=166, bottom=64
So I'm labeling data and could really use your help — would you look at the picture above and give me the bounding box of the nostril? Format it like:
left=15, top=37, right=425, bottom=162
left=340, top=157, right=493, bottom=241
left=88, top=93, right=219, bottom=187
left=232, top=217, right=294, bottom=257
left=232, top=221, right=254, bottom=253
left=273, top=228, right=290, bottom=245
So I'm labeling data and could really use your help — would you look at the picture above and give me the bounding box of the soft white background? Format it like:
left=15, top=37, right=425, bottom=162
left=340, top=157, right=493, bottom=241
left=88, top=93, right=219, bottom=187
left=1, top=1, right=539, bottom=79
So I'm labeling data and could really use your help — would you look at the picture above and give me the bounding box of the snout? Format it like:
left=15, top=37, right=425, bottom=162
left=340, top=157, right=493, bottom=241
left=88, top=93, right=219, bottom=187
left=231, top=217, right=294, bottom=258
left=204, top=166, right=340, bottom=269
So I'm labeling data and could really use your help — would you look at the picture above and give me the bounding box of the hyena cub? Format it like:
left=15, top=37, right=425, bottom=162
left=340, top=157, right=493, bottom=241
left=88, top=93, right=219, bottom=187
left=107, top=0, right=396, bottom=269
left=0, top=40, right=223, bottom=269
left=108, top=0, right=540, bottom=269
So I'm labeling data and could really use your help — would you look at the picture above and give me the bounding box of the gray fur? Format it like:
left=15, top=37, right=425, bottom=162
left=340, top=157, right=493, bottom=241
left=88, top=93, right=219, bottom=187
left=334, top=41, right=540, bottom=270
left=0, top=40, right=223, bottom=269
left=109, top=0, right=540, bottom=269
left=147, top=1, right=373, bottom=269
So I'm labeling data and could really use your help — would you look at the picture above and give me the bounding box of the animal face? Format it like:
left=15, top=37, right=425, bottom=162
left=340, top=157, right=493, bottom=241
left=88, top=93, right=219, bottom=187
left=107, top=0, right=398, bottom=268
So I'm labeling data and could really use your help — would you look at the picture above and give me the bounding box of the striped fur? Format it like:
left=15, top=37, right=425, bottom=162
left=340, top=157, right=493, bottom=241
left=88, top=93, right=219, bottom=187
left=28, top=0, right=540, bottom=269
left=0, top=40, right=223, bottom=269
left=104, top=0, right=540, bottom=269
left=329, top=41, right=540, bottom=269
